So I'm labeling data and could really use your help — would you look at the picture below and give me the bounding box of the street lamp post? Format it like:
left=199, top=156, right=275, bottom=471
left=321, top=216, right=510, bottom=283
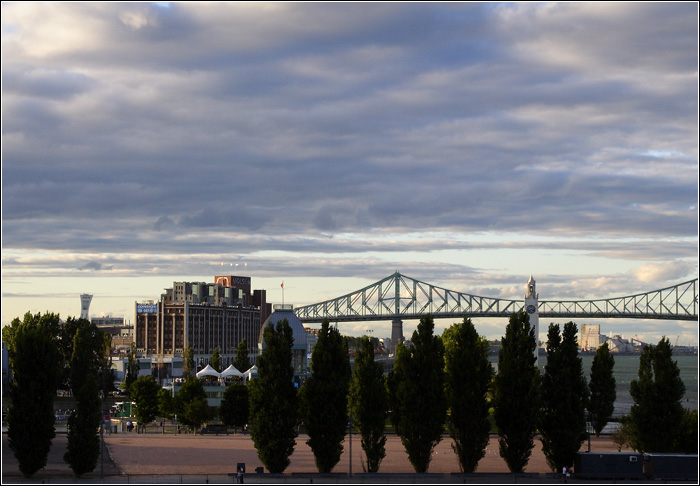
left=99, top=391, right=104, bottom=479
left=348, top=411, right=353, bottom=478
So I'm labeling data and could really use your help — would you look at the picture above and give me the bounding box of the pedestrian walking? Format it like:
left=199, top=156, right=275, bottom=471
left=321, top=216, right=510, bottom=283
left=561, top=465, right=567, bottom=482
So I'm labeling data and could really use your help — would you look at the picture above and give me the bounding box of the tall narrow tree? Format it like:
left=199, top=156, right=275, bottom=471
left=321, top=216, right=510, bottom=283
left=538, top=322, right=589, bottom=472
left=589, top=341, right=616, bottom=437
left=233, top=338, right=250, bottom=373
left=492, top=311, right=539, bottom=473
left=123, top=346, right=139, bottom=395
left=210, top=347, right=222, bottom=373
left=300, top=319, right=351, bottom=473
left=349, top=336, right=388, bottom=473
left=64, top=323, right=103, bottom=476
left=6, top=316, right=62, bottom=477
left=97, top=333, right=116, bottom=397
left=387, top=314, right=446, bottom=473
left=443, top=318, right=494, bottom=473
left=183, top=346, right=195, bottom=377
left=248, top=320, right=298, bottom=473
left=629, top=337, right=686, bottom=452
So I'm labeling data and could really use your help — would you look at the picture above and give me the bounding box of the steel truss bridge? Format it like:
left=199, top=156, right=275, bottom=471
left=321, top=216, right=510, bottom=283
left=294, top=272, right=698, bottom=323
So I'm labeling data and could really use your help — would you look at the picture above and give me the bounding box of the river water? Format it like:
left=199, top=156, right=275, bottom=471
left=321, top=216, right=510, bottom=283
left=489, top=353, right=698, bottom=417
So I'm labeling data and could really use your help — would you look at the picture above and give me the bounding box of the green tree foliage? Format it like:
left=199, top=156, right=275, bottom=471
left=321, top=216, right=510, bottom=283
left=248, top=320, right=298, bottom=473
left=64, top=324, right=103, bottom=476
left=122, top=347, right=139, bottom=395
left=300, top=319, right=351, bottom=473
left=676, top=409, right=698, bottom=453
left=130, top=376, right=161, bottom=425
left=158, top=388, right=175, bottom=420
left=589, top=341, right=616, bottom=437
left=349, top=336, right=388, bottom=473
left=233, top=338, right=250, bottom=373
left=539, top=322, right=589, bottom=472
left=66, top=320, right=105, bottom=393
left=175, top=376, right=213, bottom=431
left=612, top=415, right=633, bottom=452
left=492, top=311, right=539, bottom=473
left=219, top=383, right=250, bottom=432
left=346, top=335, right=382, bottom=352
left=210, top=347, right=222, bottom=373
left=64, top=373, right=102, bottom=477
left=3, top=311, right=63, bottom=382
left=443, top=318, right=494, bottom=473
left=6, top=317, right=62, bottom=477
left=629, top=337, right=686, bottom=452
left=183, top=346, right=195, bottom=376
left=387, top=314, right=446, bottom=473
left=97, top=333, right=116, bottom=397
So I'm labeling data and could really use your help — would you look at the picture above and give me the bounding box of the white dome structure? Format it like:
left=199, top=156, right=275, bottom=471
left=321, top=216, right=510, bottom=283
left=258, top=304, right=308, bottom=378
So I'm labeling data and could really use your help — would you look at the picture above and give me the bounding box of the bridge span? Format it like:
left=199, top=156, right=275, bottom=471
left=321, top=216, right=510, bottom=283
left=293, top=272, right=698, bottom=324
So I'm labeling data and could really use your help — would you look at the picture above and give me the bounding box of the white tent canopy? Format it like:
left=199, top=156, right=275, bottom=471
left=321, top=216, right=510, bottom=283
left=220, top=364, right=247, bottom=379
left=246, top=365, right=258, bottom=380
left=196, top=364, right=221, bottom=378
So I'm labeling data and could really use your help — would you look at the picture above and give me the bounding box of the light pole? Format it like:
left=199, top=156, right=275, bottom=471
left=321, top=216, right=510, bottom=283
left=99, top=391, right=104, bottom=479
left=348, top=411, right=353, bottom=478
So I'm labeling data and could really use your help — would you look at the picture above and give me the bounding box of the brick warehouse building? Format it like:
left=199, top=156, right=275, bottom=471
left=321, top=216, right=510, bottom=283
left=134, top=275, right=271, bottom=382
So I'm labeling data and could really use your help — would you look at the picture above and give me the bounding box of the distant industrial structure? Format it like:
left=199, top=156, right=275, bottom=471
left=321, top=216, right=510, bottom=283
left=132, top=275, right=272, bottom=383
left=579, top=324, right=601, bottom=351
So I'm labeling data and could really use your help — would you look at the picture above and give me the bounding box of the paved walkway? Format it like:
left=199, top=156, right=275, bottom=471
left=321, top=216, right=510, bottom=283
left=3, top=428, right=631, bottom=482
left=2, top=430, right=120, bottom=479
left=102, top=432, right=625, bottom=475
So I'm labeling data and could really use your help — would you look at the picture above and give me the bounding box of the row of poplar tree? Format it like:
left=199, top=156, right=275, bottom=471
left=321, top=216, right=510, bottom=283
left=5, top=310, right=696, bottom=478
left=240, top=312, right=697, bottom=475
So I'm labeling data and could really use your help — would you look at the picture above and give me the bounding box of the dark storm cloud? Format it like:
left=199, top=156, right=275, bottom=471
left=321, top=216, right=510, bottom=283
left=3, top=63, right=96, bottom=100
left=1, top=2, right=697, bottom=283
left=79, top=261, right=113, bottom=271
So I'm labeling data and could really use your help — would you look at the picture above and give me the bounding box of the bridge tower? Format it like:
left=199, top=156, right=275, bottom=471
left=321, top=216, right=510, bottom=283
left=391, top=319, right=404, bottom=355
left=524, top=276, right=539, bottom=366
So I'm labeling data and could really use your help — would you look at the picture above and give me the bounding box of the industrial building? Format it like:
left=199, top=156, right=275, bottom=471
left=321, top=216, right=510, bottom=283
left=579, top=324, right=601, bottom=351
left=133, top=275, right=271, bottom=383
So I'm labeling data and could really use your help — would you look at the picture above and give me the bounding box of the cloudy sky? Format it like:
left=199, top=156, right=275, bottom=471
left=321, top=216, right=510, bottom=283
left=2, top=2, right=698, bottom=345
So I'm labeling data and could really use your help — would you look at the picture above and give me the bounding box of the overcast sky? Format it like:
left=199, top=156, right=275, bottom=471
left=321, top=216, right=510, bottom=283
left=2, top=2, right=698, bottom=345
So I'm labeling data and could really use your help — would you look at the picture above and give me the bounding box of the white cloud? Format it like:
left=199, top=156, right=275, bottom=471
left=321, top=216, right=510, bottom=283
left=630, top=262, right=691, bottom=284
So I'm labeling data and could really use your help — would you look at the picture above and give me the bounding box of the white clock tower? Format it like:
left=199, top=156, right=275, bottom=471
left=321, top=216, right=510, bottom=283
left=524, top=275, right=539, bottom=366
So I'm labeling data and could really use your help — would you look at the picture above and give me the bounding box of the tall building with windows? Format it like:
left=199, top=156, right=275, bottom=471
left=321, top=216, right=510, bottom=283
left=134, top=276, right=271, bottom=382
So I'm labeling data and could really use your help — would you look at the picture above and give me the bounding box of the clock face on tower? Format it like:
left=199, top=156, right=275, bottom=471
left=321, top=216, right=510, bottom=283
left=526, top=304, right=537, bottom=314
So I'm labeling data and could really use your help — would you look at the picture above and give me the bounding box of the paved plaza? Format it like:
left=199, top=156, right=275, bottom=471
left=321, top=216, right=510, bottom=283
left=3, top=429, right=634, bottom=483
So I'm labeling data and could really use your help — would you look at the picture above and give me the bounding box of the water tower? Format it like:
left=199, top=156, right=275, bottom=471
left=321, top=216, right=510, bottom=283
left=80, top=294, right=93, bottom=320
